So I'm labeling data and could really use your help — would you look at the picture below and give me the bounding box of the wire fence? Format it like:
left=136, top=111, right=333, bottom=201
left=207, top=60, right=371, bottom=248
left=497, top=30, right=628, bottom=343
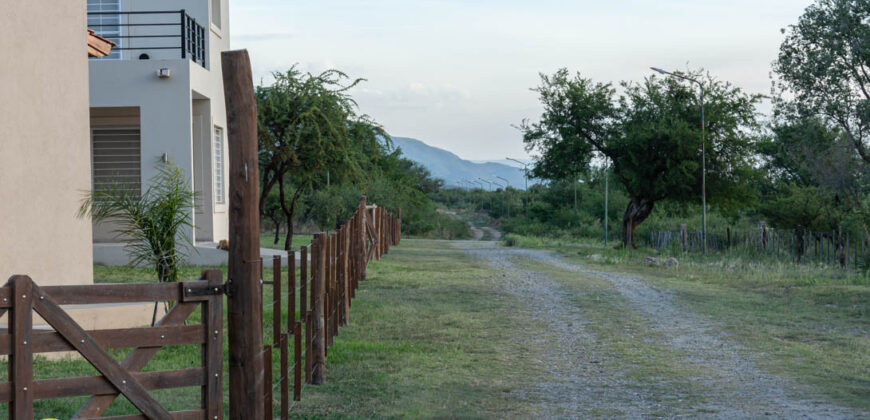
left=646, top=225, right=870, bottom=269
left=259, top=196, right=402, bottom=419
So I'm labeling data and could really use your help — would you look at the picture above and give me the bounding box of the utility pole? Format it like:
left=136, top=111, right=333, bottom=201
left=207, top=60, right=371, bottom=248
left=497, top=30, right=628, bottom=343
left=604, top=156, right=610, bottom=247
left=573, top=174, right=579, bottom=227
left=507, top=157, right=530, bottom=220
left=651, top=66, right=706, bottom=254
left=496, top=176, right=510, bottom=219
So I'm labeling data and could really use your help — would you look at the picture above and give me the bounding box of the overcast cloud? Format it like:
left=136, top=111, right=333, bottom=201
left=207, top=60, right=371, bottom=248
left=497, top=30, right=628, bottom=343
left=231, top=0, right=813, bottom=161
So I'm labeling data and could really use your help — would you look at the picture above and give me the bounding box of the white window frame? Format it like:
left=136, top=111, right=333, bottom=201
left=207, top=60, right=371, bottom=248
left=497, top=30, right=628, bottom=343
left=213, top=125, right=226, bottom=205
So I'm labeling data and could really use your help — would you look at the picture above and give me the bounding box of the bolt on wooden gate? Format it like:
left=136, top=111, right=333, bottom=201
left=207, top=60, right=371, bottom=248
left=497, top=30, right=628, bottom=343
left=0, top=270, right=223, bottom=419
left=260, top=196, right=402, bottom=419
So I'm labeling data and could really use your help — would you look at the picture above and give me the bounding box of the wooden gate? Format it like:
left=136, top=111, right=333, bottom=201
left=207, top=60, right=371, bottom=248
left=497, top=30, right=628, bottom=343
left=0, top=270, right=223, bottom=419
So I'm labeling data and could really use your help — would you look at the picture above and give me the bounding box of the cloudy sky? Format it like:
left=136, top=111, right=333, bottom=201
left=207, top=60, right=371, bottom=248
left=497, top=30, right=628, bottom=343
left=231, top=0, right=813, bottom=161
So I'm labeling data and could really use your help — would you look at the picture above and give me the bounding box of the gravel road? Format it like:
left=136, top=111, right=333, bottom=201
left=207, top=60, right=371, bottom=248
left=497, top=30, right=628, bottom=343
left=459, top=243, right=860, bottom=419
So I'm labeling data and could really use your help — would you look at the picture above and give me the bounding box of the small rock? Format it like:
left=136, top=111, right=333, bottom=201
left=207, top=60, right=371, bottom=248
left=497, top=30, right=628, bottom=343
left=665, top=257, right=679, bottom=268
left=645, top=256, right=661, bottom=266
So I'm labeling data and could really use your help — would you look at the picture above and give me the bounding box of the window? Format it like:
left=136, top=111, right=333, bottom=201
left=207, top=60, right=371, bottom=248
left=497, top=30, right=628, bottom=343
left=87, top=0, right=122, bottom=59
left=213, top=126, right=225, bottom=204
left=211, top=0, right=222, bottom=29
left=92, top=127, right=141, bottom=196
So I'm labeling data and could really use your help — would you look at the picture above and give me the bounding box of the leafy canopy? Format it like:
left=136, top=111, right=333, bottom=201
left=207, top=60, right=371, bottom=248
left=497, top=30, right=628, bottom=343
left=774, top=0, right=870, bottom=163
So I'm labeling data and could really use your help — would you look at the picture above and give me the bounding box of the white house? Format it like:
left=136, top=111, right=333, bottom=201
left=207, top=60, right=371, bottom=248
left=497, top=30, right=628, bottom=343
left=87, top=0, right=232, bottom=264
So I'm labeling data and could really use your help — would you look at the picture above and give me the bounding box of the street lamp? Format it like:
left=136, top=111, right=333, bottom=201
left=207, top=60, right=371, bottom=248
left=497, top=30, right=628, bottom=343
left=507, top=157, right=530, bottom=220
left=492, top=179, right=507, bottom=219
left=495, top=176, right=510, bottom=219
left=650, top=66, right=707, bottom=255
left=478, top=178, right=493, bottom=191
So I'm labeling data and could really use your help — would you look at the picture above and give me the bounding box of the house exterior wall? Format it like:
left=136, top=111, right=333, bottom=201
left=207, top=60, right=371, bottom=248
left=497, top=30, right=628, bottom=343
left=88, top=0, right=230, bottom=246
left=0, top=1, right=95, bottom=286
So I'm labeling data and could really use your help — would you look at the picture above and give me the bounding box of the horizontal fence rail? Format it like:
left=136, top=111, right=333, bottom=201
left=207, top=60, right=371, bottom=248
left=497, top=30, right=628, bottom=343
left=647, top=225, right=870, bottom=269
left=261, top=196, right=402, bottom=418
left=0, top=270, right=223, bottom=419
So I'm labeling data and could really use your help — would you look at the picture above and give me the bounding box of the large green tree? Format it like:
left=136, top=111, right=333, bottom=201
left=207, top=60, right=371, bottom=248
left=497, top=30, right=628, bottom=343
left=774, top=0, right=870, bottom=164
left=522, top=69, right=760, bottom=247
left=257, top=67, right=380, bottom=250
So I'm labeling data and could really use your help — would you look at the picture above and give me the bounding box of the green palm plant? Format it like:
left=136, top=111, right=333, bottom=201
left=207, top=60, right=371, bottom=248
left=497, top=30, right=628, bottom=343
left=78, top=163, right=197, bottom=324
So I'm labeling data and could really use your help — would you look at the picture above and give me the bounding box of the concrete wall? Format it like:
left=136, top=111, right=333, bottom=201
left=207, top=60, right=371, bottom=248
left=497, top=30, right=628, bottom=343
left=89, top=0, right=230, bottom=248
left=89, top=59, right=195, bottom=243
left=0, top=1, right=95, bottom=286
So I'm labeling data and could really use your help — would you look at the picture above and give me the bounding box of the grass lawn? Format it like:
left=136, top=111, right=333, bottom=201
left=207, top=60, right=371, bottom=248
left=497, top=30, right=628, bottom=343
left=5, top=240, right=542, bottom=419
left=506, top=234, right=870, bottom=411
left=260, top=233, right=312, bottom=250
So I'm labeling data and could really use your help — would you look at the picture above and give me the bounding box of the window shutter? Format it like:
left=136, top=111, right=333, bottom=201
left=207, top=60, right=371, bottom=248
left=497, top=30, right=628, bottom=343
left=92, top=127, right=141, bottom=196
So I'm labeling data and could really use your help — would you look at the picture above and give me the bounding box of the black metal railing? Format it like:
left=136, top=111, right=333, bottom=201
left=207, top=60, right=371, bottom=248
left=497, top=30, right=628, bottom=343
left=87, top=10, right=206, bottom=67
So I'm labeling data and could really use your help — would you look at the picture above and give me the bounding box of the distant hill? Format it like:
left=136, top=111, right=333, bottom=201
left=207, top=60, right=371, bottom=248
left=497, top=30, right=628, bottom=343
left=389, top=136, right=527, bottom=190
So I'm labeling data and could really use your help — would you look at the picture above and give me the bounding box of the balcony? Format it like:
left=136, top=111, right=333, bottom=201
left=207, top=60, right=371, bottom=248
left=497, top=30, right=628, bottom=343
left=87, top=10, right=207, bottom=67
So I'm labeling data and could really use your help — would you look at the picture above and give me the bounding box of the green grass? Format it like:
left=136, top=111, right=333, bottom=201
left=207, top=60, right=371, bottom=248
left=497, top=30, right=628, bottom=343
left=284, top=240, right=543, bottom=418
left=523, top=237, right=870, bottom=411
left=260, top=234, right=313, bottom=250
left=8, top=241, right=543, bottom=419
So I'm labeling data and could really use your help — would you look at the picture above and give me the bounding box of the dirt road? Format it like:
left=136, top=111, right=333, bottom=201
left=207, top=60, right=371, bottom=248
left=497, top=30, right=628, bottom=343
left=459, top=243, right=860, bottom=419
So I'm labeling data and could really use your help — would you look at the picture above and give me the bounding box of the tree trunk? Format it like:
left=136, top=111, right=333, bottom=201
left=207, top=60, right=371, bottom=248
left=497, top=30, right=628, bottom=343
left=278, top=179, right=302, bottom=251
left=272, top=216, right=281, bottom=245
left=621, top=196, right=655, bottom=249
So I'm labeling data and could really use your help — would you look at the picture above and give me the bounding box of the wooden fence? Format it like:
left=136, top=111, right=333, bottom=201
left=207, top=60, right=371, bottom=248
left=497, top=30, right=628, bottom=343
left=0, top=270, right=224, bottom=419
left=648, top=225, right=870, bottom=268
left=260, top=196, right=401, bottom=419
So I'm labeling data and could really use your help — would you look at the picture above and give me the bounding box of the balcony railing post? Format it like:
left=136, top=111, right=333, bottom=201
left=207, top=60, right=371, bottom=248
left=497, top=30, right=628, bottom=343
left=180, top=9, right=187, bottom=59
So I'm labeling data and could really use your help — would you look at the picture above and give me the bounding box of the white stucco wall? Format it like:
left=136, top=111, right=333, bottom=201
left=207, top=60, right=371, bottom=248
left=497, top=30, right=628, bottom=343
left=0, top=1, right=95, bottom=286
left=89, top=0, right=230, bottom=247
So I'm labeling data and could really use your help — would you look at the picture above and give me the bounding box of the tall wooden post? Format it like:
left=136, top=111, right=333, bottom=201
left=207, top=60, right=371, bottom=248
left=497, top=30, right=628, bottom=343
left=359, top=197, right=368, bottom=282
left=222, top=49, right=265, bottom=420
left=312, top=233, right=327, bottom=384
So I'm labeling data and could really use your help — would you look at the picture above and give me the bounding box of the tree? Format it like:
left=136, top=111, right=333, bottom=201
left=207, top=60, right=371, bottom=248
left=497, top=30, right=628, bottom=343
left=256, top=67, right=371, bottom=250
left=774, top=0, right=870, bottom=164
left=522, top=69, right=760, bottom=247
left=78, top=163, right=195, bottom=325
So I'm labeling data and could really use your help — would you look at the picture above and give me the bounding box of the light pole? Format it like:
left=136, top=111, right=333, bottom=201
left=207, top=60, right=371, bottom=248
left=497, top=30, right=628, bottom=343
left=603, top=158, right=609, bottom=246
left=479, top=178, right=493, bottom=215
left=492, top=180, right=506, bottom=219
left=496, top=176, right=510, bottom=219
left=651, top=67, right=707, bottom=255
left=507, top=157, right=530, bottom=220
left=478, top=178, right=493, bottom=191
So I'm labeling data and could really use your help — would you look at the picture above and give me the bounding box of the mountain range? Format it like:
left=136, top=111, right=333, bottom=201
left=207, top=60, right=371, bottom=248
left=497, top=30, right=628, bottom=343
left=389, top=136, right=527, bottom=190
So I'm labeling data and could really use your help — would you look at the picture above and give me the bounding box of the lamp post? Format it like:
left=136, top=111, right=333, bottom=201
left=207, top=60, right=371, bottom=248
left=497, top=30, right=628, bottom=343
left=507, top=157, right=530, bottom=220
left=650, top=67, right=707, bottom=255
left=479, top=178, right=493, bottom=215
left=603, top=158, right=609, bottom=246
left=492, top=180, right=506, bottom=219
left=496, top=176, right=510, bottom=219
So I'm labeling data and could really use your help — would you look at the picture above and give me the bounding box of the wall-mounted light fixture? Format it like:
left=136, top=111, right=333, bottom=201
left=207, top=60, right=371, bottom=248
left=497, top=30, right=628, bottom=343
left=157, top=68, right=171, bottom=79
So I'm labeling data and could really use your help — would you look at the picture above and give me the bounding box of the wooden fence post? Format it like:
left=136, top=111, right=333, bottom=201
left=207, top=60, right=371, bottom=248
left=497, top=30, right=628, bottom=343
left=202, top=270, right=224, bottom=420
left=288, top=251, right=296, bottom=334
left=359, top=197, right=368, bottom=283
left=342, top=224, right=350, bottom=325
left=263, top=346, right=272, bottom=420
left=680, top=224, right=687, bottom=253
left=10, top=275, right=33, bottom=419
left=272, top=255, right=281, bottom=347
left=312, top=233, right=327, bottom=384
left=222, top=49, right=265, bottom=420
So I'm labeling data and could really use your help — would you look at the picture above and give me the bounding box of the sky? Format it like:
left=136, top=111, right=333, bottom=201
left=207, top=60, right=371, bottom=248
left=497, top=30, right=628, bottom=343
left=230, top=0, right=813, bottom=162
